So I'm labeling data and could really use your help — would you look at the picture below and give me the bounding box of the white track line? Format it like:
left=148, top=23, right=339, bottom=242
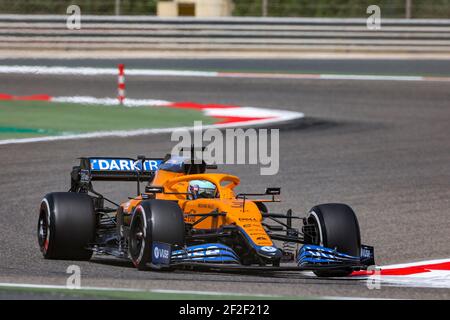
left=378, top=258, right=450, bottom=270
left=1, top=258, right=449, bottom=292
left=349, top=258, right=450, bottom=289
left=0, top=282, right=280, bottom=298
left=52, top=96, right=171, bottom=107
left=1, top=65, right=450, bottom=82
left=0, top=65, right=217, bottom=77
left=380, top=273, right=450, bottom=289
left=0, top=282, right=380, bottom=299
left=0, top=123, right=296, bottom=145
left=319, top=74, right=423, bottom=81
left=0, top=124, right=246, bottom=146
left=0, top=282, right=261, bottom=295
left=151, top=289, right=279, bottom=297
left=0, top=115, right=304, bottom=146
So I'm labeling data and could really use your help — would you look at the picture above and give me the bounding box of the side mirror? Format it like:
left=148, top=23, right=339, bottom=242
left=145, top=186, right=164, bottom=193
left=265, top=187, right=280, bottom=195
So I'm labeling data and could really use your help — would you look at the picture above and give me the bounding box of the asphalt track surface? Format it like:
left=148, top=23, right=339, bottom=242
left=1, top=58, right=450, bottom=76
left=0, top=59, right=449, bottom=299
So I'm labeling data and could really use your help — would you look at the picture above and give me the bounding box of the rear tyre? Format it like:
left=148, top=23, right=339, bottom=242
left=128, top=200, right=185, bottom=270
left=38, top=192, right=95, bottom=260
left=305, top=203, right=361, bottom=277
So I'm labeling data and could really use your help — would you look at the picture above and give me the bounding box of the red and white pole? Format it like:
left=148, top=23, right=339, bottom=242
left=118, top=64, right=125, bottom=105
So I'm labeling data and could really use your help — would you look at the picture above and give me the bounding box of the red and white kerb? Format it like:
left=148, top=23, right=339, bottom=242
left=118, top=64, right=125, bottom=105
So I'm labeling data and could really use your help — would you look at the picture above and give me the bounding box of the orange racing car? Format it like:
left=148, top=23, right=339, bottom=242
left=38, top=148, right=375, bottom=277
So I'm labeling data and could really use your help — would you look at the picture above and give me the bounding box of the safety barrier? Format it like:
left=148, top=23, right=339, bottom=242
left=0, top=15, right=449, bottom=55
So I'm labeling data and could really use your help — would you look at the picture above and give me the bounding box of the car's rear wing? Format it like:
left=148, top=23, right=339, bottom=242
left=70, top=157, right=165, bottom=194
left=77, top=157, right=164, bottom=182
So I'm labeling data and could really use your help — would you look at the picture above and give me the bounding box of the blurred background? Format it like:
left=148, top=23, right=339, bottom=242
left=0, top=0, right=449, bottom=59
left=0, top=0, right=448, bottom=18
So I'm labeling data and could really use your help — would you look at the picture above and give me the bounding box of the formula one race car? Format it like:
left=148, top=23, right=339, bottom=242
left=37, top=148, right=375, bottom=277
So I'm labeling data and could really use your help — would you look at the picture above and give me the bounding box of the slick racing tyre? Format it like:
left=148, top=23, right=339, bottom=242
left=128, top=200, right=185, bottom=270
left=306, top=203, right=361, bottom=277
left=38, top=192, right=95, bottom=260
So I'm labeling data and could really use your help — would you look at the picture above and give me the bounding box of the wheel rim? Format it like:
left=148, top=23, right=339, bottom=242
left=129, top=213, right=145, bottom=262
left=37, top=211, right=49, bottom=253
left=303, top=214, right=321, bottom=246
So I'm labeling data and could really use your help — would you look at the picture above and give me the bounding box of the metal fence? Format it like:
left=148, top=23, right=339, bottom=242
left=234, top=0, right=450, bottom=19
left=0, top=0, right=449, bottom=19
left=0, top=15, right=449, bottom=56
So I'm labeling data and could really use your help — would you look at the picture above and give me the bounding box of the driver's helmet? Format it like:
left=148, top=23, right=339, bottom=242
left=188, top=180, right=216, bottom=199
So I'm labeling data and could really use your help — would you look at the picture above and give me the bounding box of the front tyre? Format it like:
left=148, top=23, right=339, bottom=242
left=38, top=192, right=95, bottom=260
left=306, top=203, right=361, bottom=277
left=128, top=200, right=185, bottom=270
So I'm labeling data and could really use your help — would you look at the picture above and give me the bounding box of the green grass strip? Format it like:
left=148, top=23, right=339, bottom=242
left=0, top=100, right=215, bottom=139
